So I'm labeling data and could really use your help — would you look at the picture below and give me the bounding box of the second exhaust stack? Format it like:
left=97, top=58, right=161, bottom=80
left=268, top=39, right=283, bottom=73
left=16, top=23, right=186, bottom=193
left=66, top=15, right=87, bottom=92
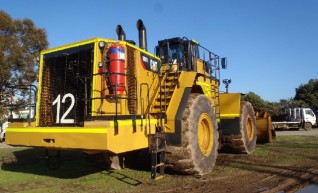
left=136, top=19, right=147, bottom=51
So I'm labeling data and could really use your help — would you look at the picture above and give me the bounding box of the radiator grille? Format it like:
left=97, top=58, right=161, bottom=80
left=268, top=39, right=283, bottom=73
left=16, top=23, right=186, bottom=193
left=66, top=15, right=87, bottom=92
left=39, top=44, right=93, bottom=126
left=126, top=46, right=137, bottom=115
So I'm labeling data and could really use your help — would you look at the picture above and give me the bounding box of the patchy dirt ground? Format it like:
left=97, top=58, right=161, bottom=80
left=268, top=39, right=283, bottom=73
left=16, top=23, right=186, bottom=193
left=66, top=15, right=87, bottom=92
left=139, top=130, right=318, bottom=193
left=147, top=154, right=318, bottom=193
left=1, top=131, right=318, bottom=193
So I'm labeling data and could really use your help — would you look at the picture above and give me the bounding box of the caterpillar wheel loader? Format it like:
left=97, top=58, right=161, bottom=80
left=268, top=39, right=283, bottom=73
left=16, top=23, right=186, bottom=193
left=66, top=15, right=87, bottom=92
left=4, top=19, right=271, bottom=179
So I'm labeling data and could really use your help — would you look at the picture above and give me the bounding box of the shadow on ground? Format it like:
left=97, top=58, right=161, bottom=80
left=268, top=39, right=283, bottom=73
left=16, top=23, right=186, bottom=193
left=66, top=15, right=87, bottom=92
left=1, top=147, right=150, bottom=182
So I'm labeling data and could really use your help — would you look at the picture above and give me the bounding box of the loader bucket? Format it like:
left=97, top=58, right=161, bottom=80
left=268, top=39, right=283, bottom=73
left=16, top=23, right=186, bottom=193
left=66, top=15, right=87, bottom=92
left=255, top=111, right=276, bottom=143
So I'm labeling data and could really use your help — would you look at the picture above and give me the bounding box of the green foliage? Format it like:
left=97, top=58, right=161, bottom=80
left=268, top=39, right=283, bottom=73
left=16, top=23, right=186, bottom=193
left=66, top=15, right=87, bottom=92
left=243, top=79, right=318, bottom=118
left=0, top=10, right=48, bottom=123
left=242, top=92, right=271, bottom=112
left=242, top=92, right=286, bottom=117
left=0, top=10, right=48, bottom=87
left=294, top=79, right=318, bottom=112
left=267, top=99, right=308, bottom=120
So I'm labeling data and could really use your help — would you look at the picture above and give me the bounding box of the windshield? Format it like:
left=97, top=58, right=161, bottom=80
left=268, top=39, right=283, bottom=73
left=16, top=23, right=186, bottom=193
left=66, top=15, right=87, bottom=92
left=305, top=109, right=315, bottom=117
left=156, top=44, right=184, bottom=64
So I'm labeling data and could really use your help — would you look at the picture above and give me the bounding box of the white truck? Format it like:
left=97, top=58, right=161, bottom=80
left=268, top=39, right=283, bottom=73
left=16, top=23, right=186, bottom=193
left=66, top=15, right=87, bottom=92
left=272, top=108, right=317, bottom=131
left=0, top=84, right=37, bottom=142
left=0, top=121, right=8, bottom=142
left=0, top=108, right=35, bottom=142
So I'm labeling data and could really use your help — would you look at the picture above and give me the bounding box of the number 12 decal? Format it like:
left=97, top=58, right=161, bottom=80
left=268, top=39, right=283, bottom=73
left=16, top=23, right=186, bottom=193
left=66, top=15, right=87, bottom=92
left=52, top=93, right=75, bottom=124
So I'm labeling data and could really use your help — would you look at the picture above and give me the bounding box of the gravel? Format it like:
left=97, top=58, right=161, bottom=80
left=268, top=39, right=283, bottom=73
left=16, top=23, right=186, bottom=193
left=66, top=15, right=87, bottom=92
left=0, top=141, right=15, bottom=148
left=275, top=128, right=318, bottom=136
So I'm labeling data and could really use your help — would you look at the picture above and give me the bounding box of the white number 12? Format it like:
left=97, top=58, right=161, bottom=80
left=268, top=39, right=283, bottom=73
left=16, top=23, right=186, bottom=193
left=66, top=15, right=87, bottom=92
left=52, top=93, right=75, bottom=124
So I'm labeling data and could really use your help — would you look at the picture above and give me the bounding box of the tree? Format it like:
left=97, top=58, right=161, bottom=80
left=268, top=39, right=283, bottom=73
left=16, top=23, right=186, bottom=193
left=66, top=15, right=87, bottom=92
left=0, top=10, right=48, bottom=123
left=242, top=92, right=271, bottom=112
left=243, top=79, right=318, bottom=121
left=294, top=79, right=318, bottom=112
left=0, top=10, right=48, bottom=87
left=242, top=92, right=305, bottom=119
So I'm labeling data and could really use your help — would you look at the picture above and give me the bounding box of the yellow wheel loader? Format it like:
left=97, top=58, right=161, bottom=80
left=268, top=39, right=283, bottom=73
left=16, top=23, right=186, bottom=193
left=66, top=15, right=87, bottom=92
left=4, top=19, right=273, bottom=179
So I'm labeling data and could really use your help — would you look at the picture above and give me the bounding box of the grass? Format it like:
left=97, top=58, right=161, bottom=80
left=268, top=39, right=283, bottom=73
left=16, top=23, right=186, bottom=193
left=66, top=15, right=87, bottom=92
left=253, top=135, right=318, bottom=165
left=213, top=135, right=318, bottom=178
left=1, top=135, right=318, bottom=193
left=0, top=147, right=180, bottom=193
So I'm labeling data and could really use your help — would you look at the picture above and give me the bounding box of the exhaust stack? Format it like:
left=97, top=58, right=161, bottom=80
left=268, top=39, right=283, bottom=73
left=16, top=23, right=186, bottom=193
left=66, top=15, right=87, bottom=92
left=136, top=19, right=147, bottom=51
left=116, top=25, right=126, bottom=41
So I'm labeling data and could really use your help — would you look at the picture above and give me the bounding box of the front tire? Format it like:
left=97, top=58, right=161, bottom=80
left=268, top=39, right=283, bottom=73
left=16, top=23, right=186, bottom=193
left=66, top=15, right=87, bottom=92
left=222, top=101, right=257, bottom=154
left=166, top=94, right=219, bottom=175
left=303, top=122, right=312, bottom=131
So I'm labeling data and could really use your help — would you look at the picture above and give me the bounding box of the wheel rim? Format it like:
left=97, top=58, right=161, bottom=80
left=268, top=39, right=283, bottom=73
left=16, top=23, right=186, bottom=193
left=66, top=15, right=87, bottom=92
left=246, top=115, right=255, bottom=142
left=198, top=113, right=214, bottom=157
left=305, top=123, right=312, bottom=130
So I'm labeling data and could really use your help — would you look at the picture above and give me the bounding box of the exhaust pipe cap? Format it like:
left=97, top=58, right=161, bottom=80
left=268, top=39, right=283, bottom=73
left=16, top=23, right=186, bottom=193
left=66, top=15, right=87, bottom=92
left=116, top=25, right=126, bottom=41
left=136, top=19, right=147, bottom=51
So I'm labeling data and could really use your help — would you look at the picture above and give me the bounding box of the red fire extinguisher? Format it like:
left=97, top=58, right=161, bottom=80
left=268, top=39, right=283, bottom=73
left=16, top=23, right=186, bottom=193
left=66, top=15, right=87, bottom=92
left=108, top=44, right=125, bottom=94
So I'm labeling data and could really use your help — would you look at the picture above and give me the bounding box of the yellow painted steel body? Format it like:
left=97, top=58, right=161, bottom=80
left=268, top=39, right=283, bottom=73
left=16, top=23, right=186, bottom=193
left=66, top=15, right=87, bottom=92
left=219, top=93, right=241, bottom=119
left=163, top=71, right=197, bottom=133
left=198, top=113, right=214, bottom=156
left=255, top=112, right=276, bottom=143
left=245, top=114, right=255, bottom=142
left=5, top=37, right=223, bottom=155
left=6, top=38, right=160, bottom=153
left=161, top=59, right=220, bottom=134
left=219, top=93, right=275, bottom=143
left=6, top=119, right=157, bottom=154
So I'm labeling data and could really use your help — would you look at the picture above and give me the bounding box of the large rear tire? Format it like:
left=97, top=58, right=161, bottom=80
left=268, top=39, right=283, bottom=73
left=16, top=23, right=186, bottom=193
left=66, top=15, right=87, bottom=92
left=166, top=94, right=219, bottom=175
left=222, top=101, right=257, bottom=154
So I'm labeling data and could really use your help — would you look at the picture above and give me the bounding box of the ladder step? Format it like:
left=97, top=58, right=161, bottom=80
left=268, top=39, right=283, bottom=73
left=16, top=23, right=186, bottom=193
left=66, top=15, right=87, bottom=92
left=160, top=85, right=176, bottom=89
left=164, top=78, right=178, bottom=82
left=149, top=132, right=166, bottom=180
left=167, top=71, right=181, bottom=75
left=156, top=97, right=171, bottom=101
left=153, top=103, right=169, bottom=107
left=160, top=90, right=174, bottom=94
left=153, top=101, right=169, bottom=107
left=151, top=108, right=167, bottom=113
left=154, top=175, right=164, bottom=180
left=154, top=163, right=164, bottom=167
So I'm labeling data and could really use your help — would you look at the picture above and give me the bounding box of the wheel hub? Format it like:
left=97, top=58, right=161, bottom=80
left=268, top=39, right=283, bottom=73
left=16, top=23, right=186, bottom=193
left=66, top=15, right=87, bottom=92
left=246, top=115, right=255, bottom=142
left=198, top=113, right=214, bottom=157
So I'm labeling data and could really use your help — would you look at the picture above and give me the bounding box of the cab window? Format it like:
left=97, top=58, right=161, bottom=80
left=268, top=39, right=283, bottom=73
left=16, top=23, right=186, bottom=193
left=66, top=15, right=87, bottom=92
left=305, top=110, right=314, bottom=116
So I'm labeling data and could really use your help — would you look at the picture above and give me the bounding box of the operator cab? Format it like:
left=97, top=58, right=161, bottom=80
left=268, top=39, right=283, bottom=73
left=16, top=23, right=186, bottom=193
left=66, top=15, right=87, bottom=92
left=155, top=37, right=199, bottom=71
left=155, top=37, right=227, bottom=76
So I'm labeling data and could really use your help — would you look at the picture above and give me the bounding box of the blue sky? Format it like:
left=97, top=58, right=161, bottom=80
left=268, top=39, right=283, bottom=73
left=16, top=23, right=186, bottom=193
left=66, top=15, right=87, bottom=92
left=1, top=0, right=318, bottom=102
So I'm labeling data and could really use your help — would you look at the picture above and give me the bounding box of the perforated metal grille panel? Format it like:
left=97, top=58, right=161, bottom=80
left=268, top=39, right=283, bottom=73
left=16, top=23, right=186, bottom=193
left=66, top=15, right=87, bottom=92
left=39, top=44, right=94, bottom=127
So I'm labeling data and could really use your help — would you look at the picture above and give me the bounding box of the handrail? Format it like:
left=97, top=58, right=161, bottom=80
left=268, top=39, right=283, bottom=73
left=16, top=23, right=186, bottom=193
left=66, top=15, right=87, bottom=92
left=2, top=84, right=37, bottom=126
left=78, top=71, right=138, bottom=122
left=140, top=83, right=151, bottom=134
